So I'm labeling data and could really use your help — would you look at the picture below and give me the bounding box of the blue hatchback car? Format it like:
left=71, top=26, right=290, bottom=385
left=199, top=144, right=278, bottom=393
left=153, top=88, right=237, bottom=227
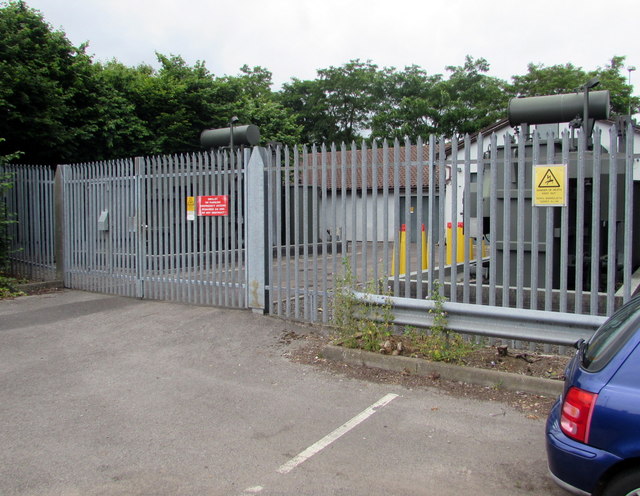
left=546, top=296, right=640, bottom=496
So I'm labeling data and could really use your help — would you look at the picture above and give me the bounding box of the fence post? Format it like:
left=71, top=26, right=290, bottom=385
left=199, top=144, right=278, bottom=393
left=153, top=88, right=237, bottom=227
left=246, top=146, right=268, bottom=312
left=54, top=165, right=65, bottom=283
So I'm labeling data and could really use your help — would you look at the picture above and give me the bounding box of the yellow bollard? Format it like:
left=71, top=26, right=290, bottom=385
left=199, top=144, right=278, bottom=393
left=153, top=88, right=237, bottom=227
left=469, top=234, right=488, bottom=260
left=455, top=222, right=465, bottom=263
left=391, top=224, right=407, bottom=276
left=446, top=222, right=468, bottom=264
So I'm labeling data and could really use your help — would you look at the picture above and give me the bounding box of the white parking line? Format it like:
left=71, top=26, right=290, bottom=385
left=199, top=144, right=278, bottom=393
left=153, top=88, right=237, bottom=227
left=243, top=486, right=264, bottom=494
left=276, top=393, right=399, bottom=475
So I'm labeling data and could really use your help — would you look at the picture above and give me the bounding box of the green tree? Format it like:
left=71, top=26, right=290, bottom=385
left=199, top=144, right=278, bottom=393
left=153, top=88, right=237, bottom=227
left=370, top=65, right=445, bottom=140
left=149, top=54, right=229, bottom=153
left=0, top=1, right=299, bottom=162
left=102, top=59, right=301, bottom=155
left=510, top=62, right=587, bottom=97
left=101, top=54, right=241, bottom=155
left=91, top=61, right=156, bottom=157
left=437, top=56, right=509, bottom=137
left=592, top=56, right=639, bottom=116
left=317, top=59, right=385, bottom=143
left=0, top=1, right=132, bottom=163
left=278, top=77, right=333, bottom=144
left=0, top=0, right=78, bottom=162
left=0, top=1, right=154, bottom=162
left=370, top=57, right=508, bottom=140
left=222, top=65, right=302, bottom=147
left=280, top=59, right=386, bottom=144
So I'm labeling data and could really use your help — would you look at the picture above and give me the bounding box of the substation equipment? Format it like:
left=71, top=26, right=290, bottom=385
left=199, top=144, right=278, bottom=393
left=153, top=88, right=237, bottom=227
left=471, top=89, right=640, bottom=293
left=200, top=123, right=260, bottom=150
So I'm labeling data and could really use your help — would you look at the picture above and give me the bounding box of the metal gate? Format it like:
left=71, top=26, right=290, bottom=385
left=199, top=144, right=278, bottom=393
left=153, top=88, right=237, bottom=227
left=62, top=151, right=247, bottom=307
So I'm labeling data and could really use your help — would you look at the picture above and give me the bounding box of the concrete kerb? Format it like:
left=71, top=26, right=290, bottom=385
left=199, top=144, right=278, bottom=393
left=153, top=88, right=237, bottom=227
left=15, top=280, right=64, bottom=294
left=322, top=344, right=563, bottom=397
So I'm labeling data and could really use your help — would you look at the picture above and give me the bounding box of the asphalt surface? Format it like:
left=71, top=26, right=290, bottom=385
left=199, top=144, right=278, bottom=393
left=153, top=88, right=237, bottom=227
left=0, top=290, right=566, bottom=496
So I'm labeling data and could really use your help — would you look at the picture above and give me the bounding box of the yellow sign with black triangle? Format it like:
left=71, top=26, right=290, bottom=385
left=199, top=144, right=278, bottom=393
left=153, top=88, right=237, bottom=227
left=533, top=164, right=567, bottom=206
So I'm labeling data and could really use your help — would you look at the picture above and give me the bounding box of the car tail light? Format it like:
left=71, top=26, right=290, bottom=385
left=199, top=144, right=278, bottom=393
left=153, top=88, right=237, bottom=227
left=560, top=387, right=598, bottom=443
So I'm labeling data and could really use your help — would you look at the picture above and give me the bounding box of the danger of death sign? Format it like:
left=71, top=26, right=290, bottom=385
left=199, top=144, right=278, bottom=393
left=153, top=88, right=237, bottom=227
left=533, top=164, right=567, bottom=207
left=197, top=195, right=229, bottom=216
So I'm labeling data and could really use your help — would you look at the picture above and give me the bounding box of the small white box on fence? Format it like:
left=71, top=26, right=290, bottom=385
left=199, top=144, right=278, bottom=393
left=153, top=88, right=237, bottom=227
left=98, top=210, right=109, bottom=231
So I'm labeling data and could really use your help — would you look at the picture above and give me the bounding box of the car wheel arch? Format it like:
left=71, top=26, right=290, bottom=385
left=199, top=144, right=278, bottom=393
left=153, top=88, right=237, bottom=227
left=595, top=460, right=640, bottom=496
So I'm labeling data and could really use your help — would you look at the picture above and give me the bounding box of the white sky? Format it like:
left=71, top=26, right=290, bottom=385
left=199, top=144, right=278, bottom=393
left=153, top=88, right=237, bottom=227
left=23, top=0, right=640, bottom=93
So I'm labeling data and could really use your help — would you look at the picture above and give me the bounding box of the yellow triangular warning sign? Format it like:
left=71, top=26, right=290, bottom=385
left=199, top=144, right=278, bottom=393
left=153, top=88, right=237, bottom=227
left=538, top=169, right=561, bottom=188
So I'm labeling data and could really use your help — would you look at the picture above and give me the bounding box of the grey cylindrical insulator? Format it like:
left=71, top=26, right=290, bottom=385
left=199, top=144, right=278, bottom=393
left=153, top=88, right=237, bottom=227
left=508, top=90, right=610, bottom=126
left=200, top=124, right=261, bottom=148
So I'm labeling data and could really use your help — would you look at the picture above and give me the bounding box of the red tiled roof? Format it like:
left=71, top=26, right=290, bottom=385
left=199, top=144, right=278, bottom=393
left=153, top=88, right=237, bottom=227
left=300, top=143, right=442, bottom=191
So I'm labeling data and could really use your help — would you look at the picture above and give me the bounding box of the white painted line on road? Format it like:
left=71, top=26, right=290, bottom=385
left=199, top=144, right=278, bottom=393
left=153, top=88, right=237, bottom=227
left=243, top=486, right=263, bottom=494
left=276, top=393, right=399, bottom=475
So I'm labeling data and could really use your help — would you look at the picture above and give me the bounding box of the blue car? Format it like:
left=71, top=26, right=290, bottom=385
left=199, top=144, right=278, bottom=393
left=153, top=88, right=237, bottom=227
left=546, top=295, right=640, bottom=496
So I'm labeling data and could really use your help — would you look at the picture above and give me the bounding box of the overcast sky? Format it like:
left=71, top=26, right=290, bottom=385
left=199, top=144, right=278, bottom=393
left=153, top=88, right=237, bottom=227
left=23, top=0, right=640, bottom=93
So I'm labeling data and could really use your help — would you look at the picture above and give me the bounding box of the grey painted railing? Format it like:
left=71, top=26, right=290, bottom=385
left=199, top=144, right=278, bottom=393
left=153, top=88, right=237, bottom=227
left=351, top=291, right=606, bottom=346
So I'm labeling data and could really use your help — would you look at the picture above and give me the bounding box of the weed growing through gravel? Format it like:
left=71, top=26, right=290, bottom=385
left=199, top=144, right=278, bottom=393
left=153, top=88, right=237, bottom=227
left=331, top=261, right=473, bottom=362
left=409, top=280, right=475, bottom=363
left=331, top=259, right=394, bottom=352
left=0, top=275, right=25, bottom=299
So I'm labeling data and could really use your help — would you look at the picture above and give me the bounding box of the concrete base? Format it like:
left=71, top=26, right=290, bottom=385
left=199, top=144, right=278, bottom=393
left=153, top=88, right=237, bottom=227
left=322, top=344, right=563, bottom=397
left=15, top=280, right=64, bottom=294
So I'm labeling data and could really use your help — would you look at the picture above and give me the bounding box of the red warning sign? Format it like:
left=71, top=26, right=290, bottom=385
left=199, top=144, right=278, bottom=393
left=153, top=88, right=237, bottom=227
left=197, top=195, right=229, bottom=216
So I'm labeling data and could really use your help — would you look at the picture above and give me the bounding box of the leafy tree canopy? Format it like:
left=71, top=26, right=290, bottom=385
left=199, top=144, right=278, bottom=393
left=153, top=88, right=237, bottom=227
left=0, top=1, right=636, bottom=161
left=279, top=59, right=387, bottom=144
left=284, top=55, right=635, bottom=144
left=0, top=1, right=300, bottom=162
left=0, top=0, right=98, bottom=163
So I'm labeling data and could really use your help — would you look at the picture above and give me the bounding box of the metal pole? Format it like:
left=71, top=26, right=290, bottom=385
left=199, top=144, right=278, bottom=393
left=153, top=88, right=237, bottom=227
left=628, top=66, right=636, bottom=116
left=54, top=165, right=65, bottom=283
left=582, top=78, right=600, bottom=148
left=229, top=115, right=238, bottom=166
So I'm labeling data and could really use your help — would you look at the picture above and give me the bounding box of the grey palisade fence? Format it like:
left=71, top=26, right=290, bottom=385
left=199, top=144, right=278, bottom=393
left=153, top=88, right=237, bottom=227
left=2, top=124, right=638, bottom=346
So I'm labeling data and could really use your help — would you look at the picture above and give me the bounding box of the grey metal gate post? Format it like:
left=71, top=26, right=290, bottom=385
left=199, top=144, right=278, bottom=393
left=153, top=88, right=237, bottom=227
left=54, top=165, right=65, bottom=282
left=246, top=146, right=269, bottom=312
left=134, top=157, right=145, bottom=299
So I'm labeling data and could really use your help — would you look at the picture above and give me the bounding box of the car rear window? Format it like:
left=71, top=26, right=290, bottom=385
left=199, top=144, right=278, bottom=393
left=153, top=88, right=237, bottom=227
left=583, top=298, right=640, bottom=372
